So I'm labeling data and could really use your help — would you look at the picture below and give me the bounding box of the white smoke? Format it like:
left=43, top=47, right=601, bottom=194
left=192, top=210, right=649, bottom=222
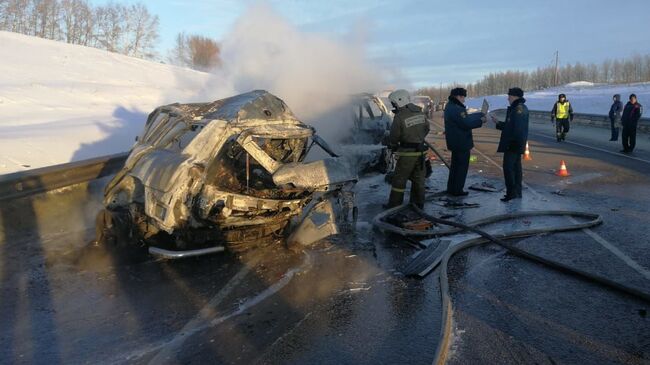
left=197, top=2, right=390, bottom=140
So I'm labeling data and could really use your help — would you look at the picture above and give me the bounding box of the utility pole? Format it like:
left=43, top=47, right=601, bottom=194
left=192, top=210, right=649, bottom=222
left=554, top=50, right=559, bottom=86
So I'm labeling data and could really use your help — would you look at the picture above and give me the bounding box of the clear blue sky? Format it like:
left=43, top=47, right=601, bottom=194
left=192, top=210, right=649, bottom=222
left=90, top=0, right=650, bottom=88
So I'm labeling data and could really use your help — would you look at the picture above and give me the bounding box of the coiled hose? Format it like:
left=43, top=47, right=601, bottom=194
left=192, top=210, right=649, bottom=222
left=372, top=205, right=650, bottom=365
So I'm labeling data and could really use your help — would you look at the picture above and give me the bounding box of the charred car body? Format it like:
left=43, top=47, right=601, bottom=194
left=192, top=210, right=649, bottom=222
left=347, top=93, right=392, bottom=145
left=99, top=90, right=357, bottom=257
left=333, top=93, right=394, bottom=174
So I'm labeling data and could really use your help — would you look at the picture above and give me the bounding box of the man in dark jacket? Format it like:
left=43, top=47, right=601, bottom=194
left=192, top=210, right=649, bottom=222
left=386, top=89, right=430, bottom=209
left=495, top=87, right=529, bottom=202
left=621, top=93, right=644, bottom=154
left=551, top=93, right=574, bottom=142
left=443, top=87, right=485, bottom=196
left=609, top=94, right=623, bottom=141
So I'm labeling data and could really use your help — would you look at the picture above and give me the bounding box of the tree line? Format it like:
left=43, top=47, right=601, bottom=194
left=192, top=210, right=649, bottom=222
left=417, top=54, right=650, bottom=101
left=0, top=0, right=222, bottom=70
left=0, top=0, right=159, bottom=59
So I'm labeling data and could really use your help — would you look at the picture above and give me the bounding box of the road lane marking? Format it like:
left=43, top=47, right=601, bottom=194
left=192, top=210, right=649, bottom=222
left=137, top=251, right=312, bottom=365
left=471, top=144, right=650, bottom=282
left=530, top=131, right=650, bottom=165
left=148, top=257, right=260, bottom=364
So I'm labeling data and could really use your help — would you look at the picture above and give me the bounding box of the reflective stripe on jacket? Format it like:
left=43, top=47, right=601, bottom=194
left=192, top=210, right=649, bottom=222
left=556, top=102, right=571, bottom=119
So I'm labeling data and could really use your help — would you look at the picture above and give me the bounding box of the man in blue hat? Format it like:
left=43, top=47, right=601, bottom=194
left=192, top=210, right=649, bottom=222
left=443, top=87, right=485, bottom=196
left=494, top=87, right=529, bottom=202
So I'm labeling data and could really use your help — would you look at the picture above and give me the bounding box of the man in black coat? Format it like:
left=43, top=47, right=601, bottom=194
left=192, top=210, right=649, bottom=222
left=609, top=94, right=623, bottom=141
left=494, top=87, right=529, bottom=202
left=620, top=93, right=643, bottom=154
left=443, top=88, right=485, bottom=196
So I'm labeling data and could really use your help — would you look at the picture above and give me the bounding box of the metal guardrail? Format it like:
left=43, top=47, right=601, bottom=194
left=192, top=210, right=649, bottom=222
left=491, top=109, right=650, bottom=133
left=0, top=152, right=128, bottom=202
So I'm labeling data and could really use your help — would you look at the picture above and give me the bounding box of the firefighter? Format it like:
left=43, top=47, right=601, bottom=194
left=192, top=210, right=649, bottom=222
left=443, top=87, right=485, bottom=196
left=551, top=93, right=574, bottom=142
left=386, top=89, right=429, bottom=209
left=494, top=88, right=529, bottom=202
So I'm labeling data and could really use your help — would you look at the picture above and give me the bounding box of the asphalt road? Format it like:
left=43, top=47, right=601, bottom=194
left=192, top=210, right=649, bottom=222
left=428, top=113, right=650, bottom=364
left=0, top=112, right=649, bottom=364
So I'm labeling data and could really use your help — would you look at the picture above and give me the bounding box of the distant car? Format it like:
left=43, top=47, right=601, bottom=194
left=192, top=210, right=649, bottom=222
left=99, top=90, right=357, bottom=256
left=411, top=95, right=433, bottom=119
left=330, top=93, right=395, bottom=174
left=347, top=93, right=393, bottom=145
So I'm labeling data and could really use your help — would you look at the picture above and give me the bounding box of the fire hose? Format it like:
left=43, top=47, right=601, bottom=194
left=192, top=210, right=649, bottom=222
left=373, top=205, right=650, bottom=365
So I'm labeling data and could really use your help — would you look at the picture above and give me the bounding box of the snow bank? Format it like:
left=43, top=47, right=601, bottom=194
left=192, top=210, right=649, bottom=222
left=0, top=31, right=213, bottom=174
left=467, top=82, right=650, bottom=115
left=565, top=81, right=595, bottom=88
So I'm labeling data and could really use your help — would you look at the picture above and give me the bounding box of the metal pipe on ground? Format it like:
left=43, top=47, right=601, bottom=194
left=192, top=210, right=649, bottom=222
left=148, top=245, right=226, bottom=259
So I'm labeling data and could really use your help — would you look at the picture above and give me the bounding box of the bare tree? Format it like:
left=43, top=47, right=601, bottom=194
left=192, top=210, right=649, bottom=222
left=61, top=0, right=92, bottom=45
left=1, top=0, right=31, bottom=33
left=93, top=2, right=124, bottom=52
left=122, top=2, right=158, bottom=59
left=168, top=32, right=220, bottom=71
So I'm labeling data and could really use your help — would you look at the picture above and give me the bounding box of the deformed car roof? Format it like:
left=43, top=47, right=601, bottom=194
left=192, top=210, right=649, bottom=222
left=165, top=90, right=299, bottom=123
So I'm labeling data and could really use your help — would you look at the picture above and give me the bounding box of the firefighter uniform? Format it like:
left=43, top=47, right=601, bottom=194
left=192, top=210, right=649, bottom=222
left=551, top=95, right=574, bottom=141
left=387, top=103, right=430, bottom=208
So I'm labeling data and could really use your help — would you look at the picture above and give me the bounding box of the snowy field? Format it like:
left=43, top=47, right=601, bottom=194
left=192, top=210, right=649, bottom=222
left=0, top=31, right=216, bottom=175
left=467, top=81, right=650, bottom=115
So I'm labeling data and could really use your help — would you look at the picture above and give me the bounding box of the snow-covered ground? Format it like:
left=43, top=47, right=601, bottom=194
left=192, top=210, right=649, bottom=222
left=0, top=19, right=384, bottom=175
left=0, top=31, right=215, bottom=175
left=467, top=81, right=650, bottom=115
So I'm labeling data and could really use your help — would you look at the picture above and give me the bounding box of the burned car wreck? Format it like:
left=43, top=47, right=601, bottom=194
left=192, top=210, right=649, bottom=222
left=98, top=90, right=357, bottom=257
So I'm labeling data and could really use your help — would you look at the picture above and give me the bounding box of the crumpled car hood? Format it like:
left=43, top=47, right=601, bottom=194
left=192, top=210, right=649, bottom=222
left=272, top=158, right=357, bottom=190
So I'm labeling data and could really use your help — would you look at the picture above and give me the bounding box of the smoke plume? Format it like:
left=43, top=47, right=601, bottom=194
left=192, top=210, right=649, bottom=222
left=198, top=2, right=389, bottom=140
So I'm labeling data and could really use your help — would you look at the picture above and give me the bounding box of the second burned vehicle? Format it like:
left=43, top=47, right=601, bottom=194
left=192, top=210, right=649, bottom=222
left=98, top=90, right=358, bottom=257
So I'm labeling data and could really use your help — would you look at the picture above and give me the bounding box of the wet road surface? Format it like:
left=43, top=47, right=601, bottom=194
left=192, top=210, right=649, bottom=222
left=0, top=113, right=649, bottom=364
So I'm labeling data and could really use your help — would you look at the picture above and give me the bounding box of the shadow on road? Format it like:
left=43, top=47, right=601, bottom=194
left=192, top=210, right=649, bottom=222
left=0, top=178, right=62, bottom=364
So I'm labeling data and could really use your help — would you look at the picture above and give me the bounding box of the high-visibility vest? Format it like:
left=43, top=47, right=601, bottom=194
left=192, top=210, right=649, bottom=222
left=556, top=102, right=570, bottom=119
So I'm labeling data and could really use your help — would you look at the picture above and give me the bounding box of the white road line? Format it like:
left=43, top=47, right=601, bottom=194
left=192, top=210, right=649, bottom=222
left=148, top=256, right=261, bottom=364
left=471, top=143, right=650, bottom=281
left=530, top=131, right=650, bottom=165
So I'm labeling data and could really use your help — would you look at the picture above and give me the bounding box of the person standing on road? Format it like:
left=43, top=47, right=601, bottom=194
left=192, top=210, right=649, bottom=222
left=443, top=87, right=485, bottom=196
left=609, top=94, right=623, bottom=141
left=551, top=93, right=574, bottom=142
left=494, top=88, right=529, bottom=202
left=385, top=89, right=429, bottom=209
left=621, top=93, right=644, bottom=154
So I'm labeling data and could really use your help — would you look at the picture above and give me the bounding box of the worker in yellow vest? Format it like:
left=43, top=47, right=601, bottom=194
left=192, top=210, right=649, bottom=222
left=551, top=93, right=574, bottom=142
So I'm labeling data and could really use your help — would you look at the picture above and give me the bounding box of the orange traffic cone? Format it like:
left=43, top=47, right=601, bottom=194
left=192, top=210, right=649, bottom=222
left=523, top=142, right=532, bottom=161
left=556, top=160, right=570, bottom=177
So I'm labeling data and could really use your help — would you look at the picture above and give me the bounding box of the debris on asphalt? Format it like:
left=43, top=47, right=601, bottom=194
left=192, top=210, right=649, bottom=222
left=469, top=181, right=499, bottom=192
left=434, top=199, right=481, bottom=209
